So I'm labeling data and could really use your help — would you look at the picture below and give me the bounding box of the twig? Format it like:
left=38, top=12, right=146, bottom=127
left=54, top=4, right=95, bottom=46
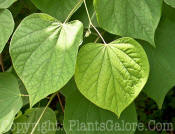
left=57, top=93, right=64, bottom=112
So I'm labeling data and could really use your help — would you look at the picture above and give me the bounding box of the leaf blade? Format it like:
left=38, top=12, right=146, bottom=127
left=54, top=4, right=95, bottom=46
left=0, top=9, right=14, bottom=53
left=94, top=0, right=163, bottom=46
left=75, top=37, right=149, bottom=116
left=62, top=79, right=138, bottom=134
left=0, top=73, right=23, bottom=133
left=10, top=13, right=83, bottom=106
left=31, top=0, right=83, bottom=22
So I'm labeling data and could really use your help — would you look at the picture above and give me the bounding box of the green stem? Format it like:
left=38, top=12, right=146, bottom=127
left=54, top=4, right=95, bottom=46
left=64, top=0, right=83, bottom=23
left=30, top=93, right=56, bottom=134
left=83, top=0, right=107, bottom=44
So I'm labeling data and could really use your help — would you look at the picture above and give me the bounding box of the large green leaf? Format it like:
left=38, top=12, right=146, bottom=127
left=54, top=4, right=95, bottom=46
left=13, top=108, right=57, bottom=134
left=62, top=79, right=137, bottom=134
left=94, top=0, right=163, bottom=46
left=0, top=73, right=23, bottom=133
left=0, top=0, right=17, bottom=8
left=75, top=37, right=149, bottom=117
left=143, top=4, right=175, bottom=108
left=0, top=9, right=14, bottom=53
left=31, top=0, right=82, bottom=22
left=164, top=0, right=175, bottom=8
left=10, top=13, right=83, bottom=107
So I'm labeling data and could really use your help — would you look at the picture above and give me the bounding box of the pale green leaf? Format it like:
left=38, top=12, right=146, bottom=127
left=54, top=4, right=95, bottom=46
left=164, top=0, right=175, bottom=8
left=94, top=0, right=163, bottom=46
left=31, top=0, right=83, bottom=22
left=13, top=108, right=57, bottom=134
left=0, top=9, right=14, bottom=53
left=75, top=37, right=149, bottom=117
left=10, top=13, right=83, bottom=107
left=143, top=4, right=175, bottom=108
left=0, top=0, right=17, bottom=8
left=62, top=79, right=137, bottom=134
left=0, top=73, right=23, bottom=133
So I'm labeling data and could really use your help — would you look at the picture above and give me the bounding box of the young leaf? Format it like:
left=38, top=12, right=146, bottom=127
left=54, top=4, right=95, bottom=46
left=10, top=13, right=83, bottom=107
left=31, top=0, right=83, bottom=22
left=0, top=73, right=23, bottom=133
left=164, top=0, right=175, bottom=8
left=0, top=9, right=14, bottom=53
left=143, top=4, right=175, bottom=108
left=75, top=37, right=150, bottom=117
left=0, top=0, right=17, bottom=8
left=13, top=108, right=57, bottom=134
left=94, top=0, right=163, bottom=46
left=62, top=79, right=137, bottom=134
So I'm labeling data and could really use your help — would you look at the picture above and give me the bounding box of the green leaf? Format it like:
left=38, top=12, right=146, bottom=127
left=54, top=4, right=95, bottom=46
left=0, top=9, right=14, bottom=53
left=94, top=0, right=163, bottom=46
left=143, top=4, right=175, bottom=108
left=0, top=73, right=23, bottom=133
left=31, top=0, right=83, bottom=22
left=13, top=108, right=57, bottom=134
left=0, top=0, right=17, bottom=8
left=62, top=79, right=137, bottom=134
left=75, top=37, right=149, bottom=117
left=164, top=0, right=175, bottom=8
left=10, top=13, right=83, bottom=107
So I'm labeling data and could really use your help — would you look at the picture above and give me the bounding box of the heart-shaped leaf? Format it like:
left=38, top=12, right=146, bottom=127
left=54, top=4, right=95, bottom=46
left=0, top=9, right=14, bottom=53
left=0, top=73, right=23, bottom=133
left=94, top=0, right=163, bottom=46
left=75, top=37, right=149, bottom=117
left=10, top=13, right=83, bottom=107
